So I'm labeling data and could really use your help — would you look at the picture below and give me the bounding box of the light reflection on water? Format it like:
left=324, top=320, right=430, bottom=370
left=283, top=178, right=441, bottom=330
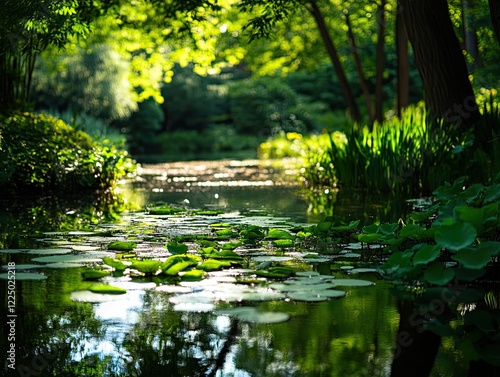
left=0, top=160, right=467, bottom=377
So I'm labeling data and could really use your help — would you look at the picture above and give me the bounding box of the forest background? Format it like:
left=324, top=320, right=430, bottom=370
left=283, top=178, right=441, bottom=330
left=0, top=0, right=499, bottom=194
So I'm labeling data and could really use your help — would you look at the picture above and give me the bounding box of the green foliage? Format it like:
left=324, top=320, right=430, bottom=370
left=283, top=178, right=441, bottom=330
left=34, top=44, right=138, bottom=122
left=0, top=112, right=136, bottom=192
left=302, top=104, right=500, bottom=194
left=229, top=76, right=308, bottom=135
left=123, top=98, right=164, bottom=155
left=107, top=241, right=137, bottom=252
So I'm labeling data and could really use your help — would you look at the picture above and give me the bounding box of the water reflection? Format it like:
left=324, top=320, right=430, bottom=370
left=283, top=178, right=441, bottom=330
left=0, top=159, right=471, bottom=377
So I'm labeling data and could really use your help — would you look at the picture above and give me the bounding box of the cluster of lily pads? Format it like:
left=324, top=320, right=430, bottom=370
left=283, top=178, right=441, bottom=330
left=1, top=205, right=380, bottom=323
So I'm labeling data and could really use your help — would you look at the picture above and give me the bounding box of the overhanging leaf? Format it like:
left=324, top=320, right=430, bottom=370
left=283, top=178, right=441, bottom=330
left=451, top=247, right=493, bottom=269
left=435, top=222, right=477, bottom=251
left=413, top=245, right=440, bottom=266
left=423, top=262, right=455, bottom=285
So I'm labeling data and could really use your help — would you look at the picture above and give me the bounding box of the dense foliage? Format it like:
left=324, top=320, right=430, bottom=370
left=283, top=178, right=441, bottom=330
left=0, top=113, right=136, bottom=193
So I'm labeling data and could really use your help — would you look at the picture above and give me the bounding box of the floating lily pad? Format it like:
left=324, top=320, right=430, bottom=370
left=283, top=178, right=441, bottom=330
left=295, top=271, right=320, bottom=277
left=27, top=248, right=73, bottom=255
left=331, top=279, right=375, bottom=287
left=180, top=269, right=206, bottom=281
left=89, top=285, right=127, bottom=294
left=0, top=272, right=47, bottom=280
left=269, top=282, right=337, bottom=292
left=1, top=264, right=42, bottom=270
left=287, top=289, right=346, bottom=302
left=252, top=256, right=293, bottom=263
left=349, top=268, right=379, bottom=274
left=102, top=257, right=127, bottom=271
left=107, top=241, right=137, bottom=252
left=0, top=249, right=30, bottom=254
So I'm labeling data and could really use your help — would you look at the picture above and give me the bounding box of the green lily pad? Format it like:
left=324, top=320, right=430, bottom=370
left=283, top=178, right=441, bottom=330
left=295, top=271, right=320, bottom=277
left=451, top=247, right=494, bottom=269
left=435, top=222, right=477, bottom=251
left=269, top=282, right=337, bottom=292
left=89, top=284, right=127, bottom=294
left=349, top=268, right=379, bottom=274
left=288, top=289, right=346, bottom=302
left=0, top=249, right=30, bottom=254
left=1, top=264, right=42, bottom=270
left=107, top=241, right=137, bottom=252
left=102, top=257, right=127, bottom=271
left=27, top=248, right=73, bottom=255
left=180, top=269, right=206, bottom=281
left=252, top=256, right=293, bottom=263
left=0, top=272, right=47, bottom=280
left=167, top=241, right=189, bottom=254
left=197, top=259, right=232, bottom=272
left=130, top=259, right=161, bottom=274
left=413, top=245, right=441, bottom=266
left=331, top=279, right=375, bottom=287
left=423, top=262, right=455, bottom=285
left=266, top=228, right=295, bottom=240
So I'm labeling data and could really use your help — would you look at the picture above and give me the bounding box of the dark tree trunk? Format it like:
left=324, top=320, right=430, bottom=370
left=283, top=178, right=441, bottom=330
left=345, top=11, right=374, bottom=124
left=374, top=0, right=386, bottom=124
left=307, top=0, right=362, bottom=123
left=396, top=3, right=410, bottom=118
left=489, top=0, right=500, bottom=44
left=399, top=0, right=480, bottom=129
left=462, top=0, right=479, bottom=70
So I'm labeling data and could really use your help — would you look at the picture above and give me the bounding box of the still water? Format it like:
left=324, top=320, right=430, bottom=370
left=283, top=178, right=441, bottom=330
left=0, top=159, right=467, bottom=377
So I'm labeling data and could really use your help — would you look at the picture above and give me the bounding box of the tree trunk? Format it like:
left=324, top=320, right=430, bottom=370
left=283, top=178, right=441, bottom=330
left=344, top=11, right=374, bottom=124
left=399, top=0, right=480, bottom=129
left=374, top=0, right=386, bottom=124
left=489, top=0, right=500, bottom=44
left=307, top=0, right=362, bottom=123
left=462, top=0, right=479, bottom=70
left=396, top=3, right=410, bottom=118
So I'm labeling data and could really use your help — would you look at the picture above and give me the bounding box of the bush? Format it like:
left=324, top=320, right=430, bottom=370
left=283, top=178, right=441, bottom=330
left=0, top=112, right=136, bottom=192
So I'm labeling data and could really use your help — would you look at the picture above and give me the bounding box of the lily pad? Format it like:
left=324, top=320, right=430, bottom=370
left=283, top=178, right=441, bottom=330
left=349, top=268, right=380, bottom=274
left=107, top=241, right=137, bottom=252
left=435, top=222, right=477, bottom=251
left=252, top=256, right=293, bottom=263
left=89, top=285, right=127, bottom=294
left=180, top=269, right=206, bottom=281
left=0, top=272, right=47, bottom=281
left=269, top=282, right=337, bottom=292
left=1, top=264, right=42, bottom=270
left=27, top=248, right=73, bottom=255
left=288, top=289, right=346, bottom=302
left=0, top=249, right=30, bottom=254
left=331, top=279, right=375, bottom=287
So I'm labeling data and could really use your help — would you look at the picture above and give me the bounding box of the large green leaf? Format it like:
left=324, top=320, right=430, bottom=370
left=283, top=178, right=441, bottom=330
left=413, top=245, right=441, bottom=266
left=265, top=228, right=295, bottom=240
left=423, top=262, right=455, bottom=285
left=435, top=222, right=477, bottom=251
left=454, top=203, right=499, bottom=235
left=167, top=241, right=189, bottom=254
left=451, top=246, right=493, bottom=269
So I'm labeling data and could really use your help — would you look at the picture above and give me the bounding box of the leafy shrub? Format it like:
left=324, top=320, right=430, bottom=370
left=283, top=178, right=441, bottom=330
left=0, top=112, right=136, bottom=192
left=302, top=104, right=500, bottom=195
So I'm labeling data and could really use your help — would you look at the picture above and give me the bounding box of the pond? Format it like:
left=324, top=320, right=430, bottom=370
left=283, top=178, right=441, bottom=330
left=0, top=159, right=468, bottom=377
